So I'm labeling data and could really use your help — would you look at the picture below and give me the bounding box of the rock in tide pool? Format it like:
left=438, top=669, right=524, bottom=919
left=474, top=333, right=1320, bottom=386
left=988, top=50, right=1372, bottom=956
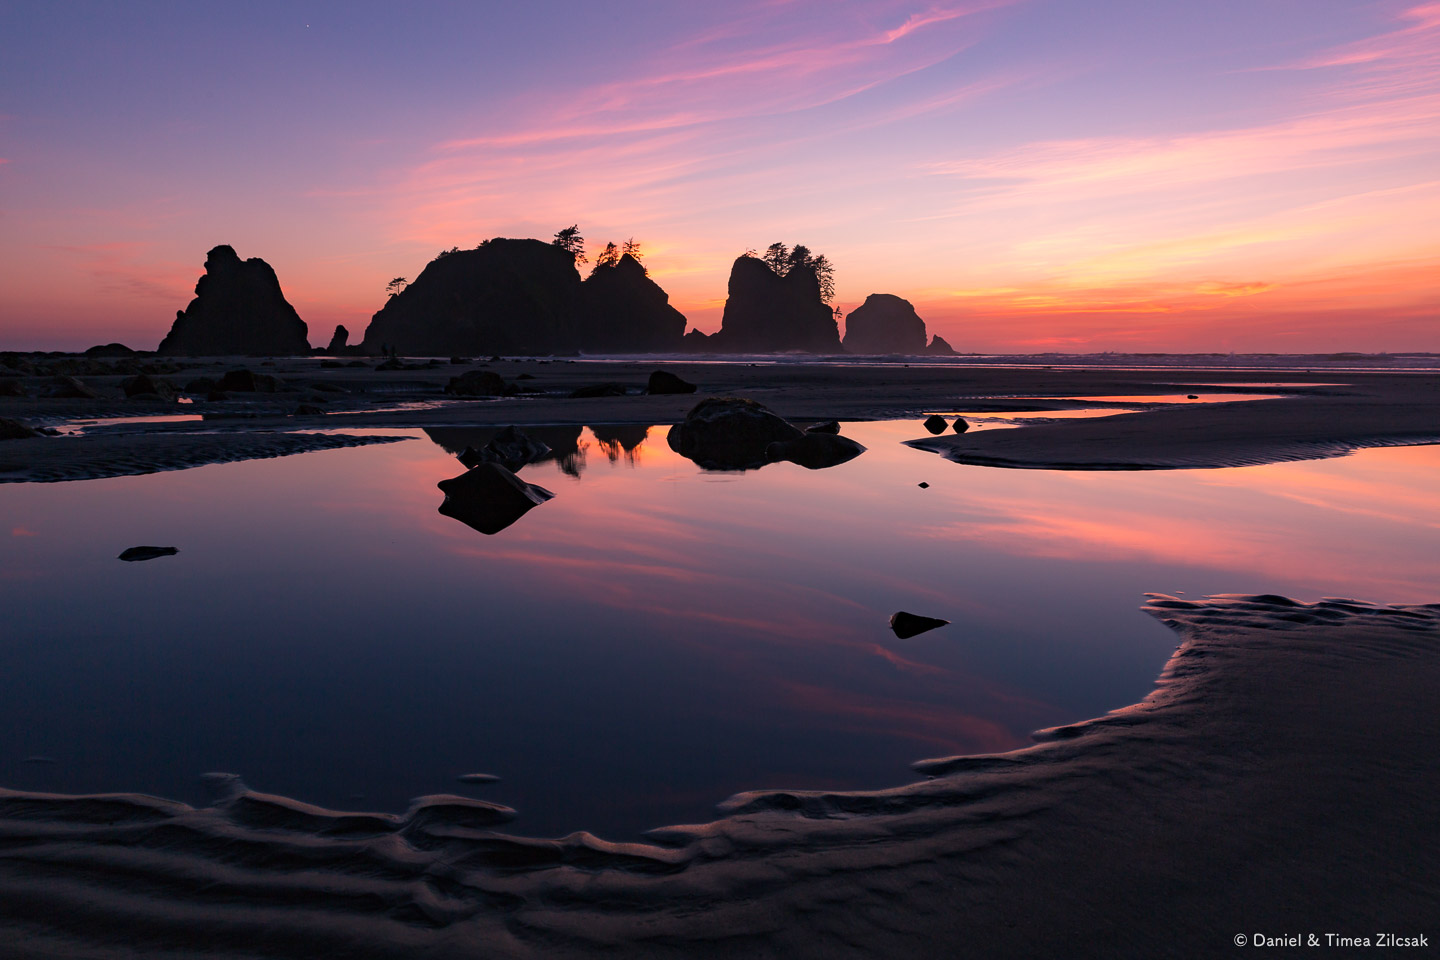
left=666, top=396, right=803, bottom=470
left=118, top=546, right=179, bottom=562
left=438, top=462, right=555, bottom=536
left=806, top=420, right=841, bottom=434
left=766, top=432, right=866, bottom=470
left=646, top=370, right=697, bottom=395
left=923, top=415, right=948, bottom=434
left=918, top=482, right=929, bottom=488
left=953, top=417, right=969, bottom=434
left=889, top=611, right=950, bottom=639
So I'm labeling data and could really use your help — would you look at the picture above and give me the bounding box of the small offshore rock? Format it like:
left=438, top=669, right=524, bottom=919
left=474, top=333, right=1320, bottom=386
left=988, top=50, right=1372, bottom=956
left=889, top=611, right=950, bottom=639
left=646, top=370, right=697, bottom=395
left=918, top=482, right=929, bottom=488
left=952, top=417, right=970, bottom=434
left=923, top=415, right=948, bottom=434
left=1187, top=394, right=1198, bottom=400
left=118, top=546, right=179, bottom=562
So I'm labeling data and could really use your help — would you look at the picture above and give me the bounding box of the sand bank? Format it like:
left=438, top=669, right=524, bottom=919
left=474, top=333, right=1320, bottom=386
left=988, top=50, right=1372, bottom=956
left=0, top=594, right=1434, bottom=957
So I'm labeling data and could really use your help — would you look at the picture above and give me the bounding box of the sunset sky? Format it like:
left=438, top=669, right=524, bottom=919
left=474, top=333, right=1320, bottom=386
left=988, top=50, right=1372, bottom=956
left=2, top=0, right=1437, bottom=353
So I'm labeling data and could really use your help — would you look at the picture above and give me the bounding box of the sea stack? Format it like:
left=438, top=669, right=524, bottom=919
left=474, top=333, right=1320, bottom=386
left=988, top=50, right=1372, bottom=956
left=841, top=294, right=927, bottom=354
left=926, top=334, right=957, bottom=356
left=709, top=256, right=840, bottom=353
left=361, top=239, right=582, bottom=356
left=579, top=254, right=687, bottom=353
left=157, top=245, right=310, bottom=356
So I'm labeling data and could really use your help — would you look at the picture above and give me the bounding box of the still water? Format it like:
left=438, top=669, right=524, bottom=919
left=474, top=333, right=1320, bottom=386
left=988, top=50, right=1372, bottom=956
left=3, top=422, right=1438, bottom=838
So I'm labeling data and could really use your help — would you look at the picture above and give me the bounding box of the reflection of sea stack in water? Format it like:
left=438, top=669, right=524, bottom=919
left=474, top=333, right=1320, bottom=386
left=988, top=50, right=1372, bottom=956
left=709, top=256, right=841, bottom=353
left=842, top=294, right=927, bottom=354
left=437, top=463, right=555, bottom=536
left=667, top=396, right=804, bottom=470
left=363, top=240, right=583, bottom=356
left=580, top=254, right=687, bottom=352
left=158, top=245, right=310, bottom=356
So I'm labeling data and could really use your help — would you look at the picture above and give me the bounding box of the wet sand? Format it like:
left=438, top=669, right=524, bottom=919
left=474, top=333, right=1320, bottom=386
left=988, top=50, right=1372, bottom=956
left=0, top=595, right=1434, bottom=958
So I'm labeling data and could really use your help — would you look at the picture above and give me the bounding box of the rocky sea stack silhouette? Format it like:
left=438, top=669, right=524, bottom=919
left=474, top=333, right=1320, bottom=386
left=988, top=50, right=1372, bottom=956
left=842, top=294, right=927, bottom=354
left=362, top=239, right=583, bottom=356
left=157, top=245, right=310, bottom=356
left=708, top=256, right=840, bottom=353
left=580, top=254, right=687, bottom=353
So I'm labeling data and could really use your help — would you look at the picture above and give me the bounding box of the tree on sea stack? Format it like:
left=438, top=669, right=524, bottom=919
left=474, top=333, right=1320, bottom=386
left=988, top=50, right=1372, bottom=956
left=552, top=225, right=587, bottom=266
left=385, top=277, right=407, bottom=297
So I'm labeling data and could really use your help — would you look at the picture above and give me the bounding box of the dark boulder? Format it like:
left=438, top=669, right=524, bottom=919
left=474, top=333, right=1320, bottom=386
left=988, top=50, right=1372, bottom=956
left=83, top=343, right=137, bottom=358
left=568, top=383, right=628, bottom=399
left=923, top=415, right=948, bottom=434
left=0, top=379, right=27, bottom=398
left=327, top=325, right=349, bottom=353
left=157, top=245, right=310, bottom=356
left=294, top=404, right=326, bottom=416
left=842, top=294, right=927, bottom=354
left=666, top=396, right=803, bottom=470
left=889, top=611, right=950, bottom=639
left=580, top=254, right=687, bottom=352
left=458, top=426, right=551, bottom=470
left=0, top=417, right=42, bottom=440
left=445, top=370, right=506, bottom=397
left=437, top=463, right=556, bottom=536
left=926, top=334, right=957, bottom=356
left=708, top=256, right=840, bottom=353
left=765, top=432, right=866, bottom=470
left=43, top=375, right=100, bottom=399
left=362, top=239, right=582, bottom=356
left=953, top=417, right=970, bottom=434
left=121, top=374, right=175, bottom=400
left=646, top=370, right=697, bottom=395
left=806, top=420, right=841, bottom=434
left=118, top=546, right=178, bottom=562
left=218, top=369, right=284, bottom=393
left=184, top=377, right=218, bottom=395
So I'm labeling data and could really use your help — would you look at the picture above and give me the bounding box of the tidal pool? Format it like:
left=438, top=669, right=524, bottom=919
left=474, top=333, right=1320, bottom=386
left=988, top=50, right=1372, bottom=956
left=3, top=421, right=1437, bottom=838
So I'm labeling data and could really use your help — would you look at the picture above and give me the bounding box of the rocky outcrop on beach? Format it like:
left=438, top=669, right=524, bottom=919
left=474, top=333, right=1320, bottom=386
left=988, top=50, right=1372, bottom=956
left=580, top=254, right=687, bottom=352
left=842, top=294, right=927, bottom=354
left=158, top=245, right=310, bottom=357
left=362, top=240, right=583, bottom=356
left=707, top=256, right=841, bottom=353
left=647, top=370, right=697, bottom=394
left=326, top=325, right=349, bottom=353
left=667, top=396, right=804, bottom=470
left=0, top=418, right=43, bottom=441
left=444, top=370, right=506, bottom=397
left=120, top=374, right=176, bottom=400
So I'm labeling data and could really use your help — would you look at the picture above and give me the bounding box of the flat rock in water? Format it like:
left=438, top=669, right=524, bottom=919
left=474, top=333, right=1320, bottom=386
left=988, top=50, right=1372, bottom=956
left=118, top=546, right=179, bottom=562
left=766, top=432, right=866, bottom=470
left=953, top=417, right=969, bottom=434
left=923, top=415, right=948, bottom=434
left=889, top=611, right=950, bottom=639
left=437, top=462, right=555, bottom=536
